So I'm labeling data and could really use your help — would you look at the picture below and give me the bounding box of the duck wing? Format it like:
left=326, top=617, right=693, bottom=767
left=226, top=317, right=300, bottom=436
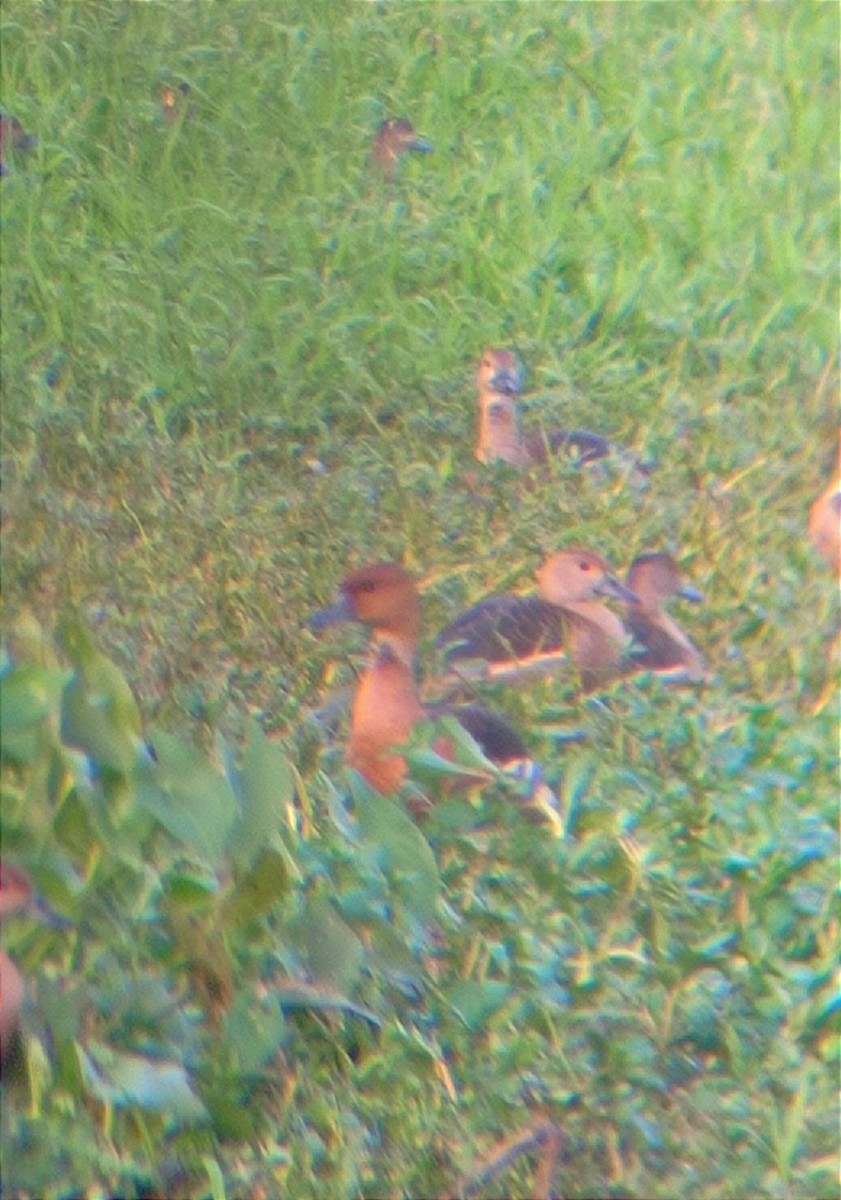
left=436, top=595, right=563, bottom=666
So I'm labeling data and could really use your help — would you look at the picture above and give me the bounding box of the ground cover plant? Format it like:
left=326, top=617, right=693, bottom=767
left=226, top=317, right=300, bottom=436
left=1, top=1, right=838, bottom=1197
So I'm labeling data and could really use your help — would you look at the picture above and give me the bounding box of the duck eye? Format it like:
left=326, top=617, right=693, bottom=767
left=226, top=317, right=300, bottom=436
left=579, top=560, right=592, bottom=571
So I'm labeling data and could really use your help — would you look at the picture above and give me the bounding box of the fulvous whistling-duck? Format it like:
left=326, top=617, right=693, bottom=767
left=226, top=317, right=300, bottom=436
left=368, top=118, right=433, bottom=180
left=0, top=114, right=37, bottom=177
left=310, top=563, right=561, bottom=828
left=437, top=548, right=638, bottom=692
left=808, top=435, right=841, bottom=575
left=474, top=348, right=652, bottom=476
left=161, top=82, right=192, bottom=124
left=0, top=863, right=33, bottom=1067
left=623, top=553, right=708, bottom=682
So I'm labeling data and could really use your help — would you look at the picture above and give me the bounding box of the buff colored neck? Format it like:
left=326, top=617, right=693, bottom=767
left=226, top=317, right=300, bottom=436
left=476, top=395, right=530, bottom=466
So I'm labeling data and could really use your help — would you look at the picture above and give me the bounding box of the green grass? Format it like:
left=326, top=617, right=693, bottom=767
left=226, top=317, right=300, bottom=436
left=1, top=2, right=838, bottom=1198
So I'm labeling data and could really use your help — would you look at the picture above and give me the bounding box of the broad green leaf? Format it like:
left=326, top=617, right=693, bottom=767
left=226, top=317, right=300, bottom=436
left=224, top=988, right=287, bottom=1077
left=227, top=719, right=297, bottom=870
left=405, top=715, right=498, bottom=783
left=269, top=977, right=380, bottom=1028
left=161, top=868, right=220, bottom=910
left=220, top=847, right=290, bottom=928
left=351, top=775, right=441, bottom=921
left=445, top=980, right=512, bottom=1031
left=80, top=1041, right=207, bottom=1123
left=139, top=730, right=237, bottom=861
left=402, top=745, right=494, bottom=787
left=58, top=619, right=144, bottom=774
left=202, top=1158, right=228, bottom=1200
left=37, top=976, right=85, bottom=1047
left=52, top=768, right=114, bottom=853
left=298, top=887, right=364, bottom=995
left=364, top=918, right=424, bottom=996
left=422, top=792, right=484, bottom=833
left=57, top=619, right=141, bottom=733
left=426, top=715, right=499, bottom=771
left=202, top=1085, right=262, bottom=1142
left=3, top=611, right=62, bottom=671
left=61, top=676, right=144, bottom=776
left=0, top=665, right=67, bottom=765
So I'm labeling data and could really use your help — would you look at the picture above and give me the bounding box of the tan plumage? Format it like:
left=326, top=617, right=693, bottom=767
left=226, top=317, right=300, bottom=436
left=474, top=348, right=652, bottom=476
left=368, top=118, right=433, bottom=180
left=623, top=553, right=708, bottom=682
left=438, top=548, right=638, bottom=691
left=808, top=436, right=841, bottom=574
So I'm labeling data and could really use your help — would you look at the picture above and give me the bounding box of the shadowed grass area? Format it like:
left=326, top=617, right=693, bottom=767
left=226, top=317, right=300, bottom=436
left=1, top=2, right=838, bottom=1198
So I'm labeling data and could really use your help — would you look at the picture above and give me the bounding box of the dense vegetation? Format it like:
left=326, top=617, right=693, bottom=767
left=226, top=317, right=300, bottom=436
left=1, top=2, right=837, bottom=1197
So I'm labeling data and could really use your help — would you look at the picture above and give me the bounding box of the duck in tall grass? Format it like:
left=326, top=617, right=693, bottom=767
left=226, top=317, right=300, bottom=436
left=808, top=434, right=840, bottom=575
left=0, top=114, right=37, bottom=177
left=623, top=553, right=708, bottom=682
left=437, top=548, right=638, bottom=692
left=160, top=82, right=192, bottom=124
left=368, top=118, right=433, bottom=180
left=474, top=348, right=653, bottom=477
left=309, top=562, right=561, bottom=829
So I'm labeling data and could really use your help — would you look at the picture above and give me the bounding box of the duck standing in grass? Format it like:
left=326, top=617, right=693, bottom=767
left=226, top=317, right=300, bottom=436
left=474, top=347, right=652, bottom=477
left=310, top=562, right=561, bottom=829
left=622, top=553, right=708, bottom=682
left=368, top=118, right=433, bottom=180
left=437, top=548, right=638, bottom=692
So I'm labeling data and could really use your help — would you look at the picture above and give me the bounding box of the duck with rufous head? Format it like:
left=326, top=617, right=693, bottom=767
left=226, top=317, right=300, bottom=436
left=310, top=562, right=561, bottom=829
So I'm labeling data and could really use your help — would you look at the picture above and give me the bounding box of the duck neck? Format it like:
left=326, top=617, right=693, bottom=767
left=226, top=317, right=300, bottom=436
left=559, top=602, right=629, bottom=688
left=356, top=649, right=423, bottom=723
left=372, top=627, right=419, bottom=669
left=476, top=394, right=528, bottom=466
left=560, top=599, right=628, bottom=644
left=650, top=609, right=706, bottom=674
left=350, top=643, right=426, bottom=793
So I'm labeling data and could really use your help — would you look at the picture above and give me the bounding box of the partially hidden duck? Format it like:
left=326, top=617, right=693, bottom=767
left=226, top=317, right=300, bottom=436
left=437, top=547, right=638, bottom=692
left=0, top=863, right=33, bottom=1070
left=368, top=118, right=433, bottom=180
left=0, top=114, right=37, bottom=177
left=474, top=348, right=653, bottom=476
left=623, top=553, right=708, bottom=682
left=808, top=434, right=841, bottom=575
left=309, top=562, right=561, bottom=829
left=160, top=82, right=192, bottom=124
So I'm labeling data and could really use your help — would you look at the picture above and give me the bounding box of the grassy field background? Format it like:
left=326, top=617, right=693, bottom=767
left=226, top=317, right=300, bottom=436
left=1, top=2, right=838, bottom=1198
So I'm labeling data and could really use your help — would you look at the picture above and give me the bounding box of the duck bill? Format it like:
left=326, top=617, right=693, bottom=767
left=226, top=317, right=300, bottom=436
left=489, top=367, right=523, bottom=396
left=308, top=593, right=355, bottom=631
left=677, top=584, right=704, bottom=604
left=596, top=575, right=640, bottom=604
